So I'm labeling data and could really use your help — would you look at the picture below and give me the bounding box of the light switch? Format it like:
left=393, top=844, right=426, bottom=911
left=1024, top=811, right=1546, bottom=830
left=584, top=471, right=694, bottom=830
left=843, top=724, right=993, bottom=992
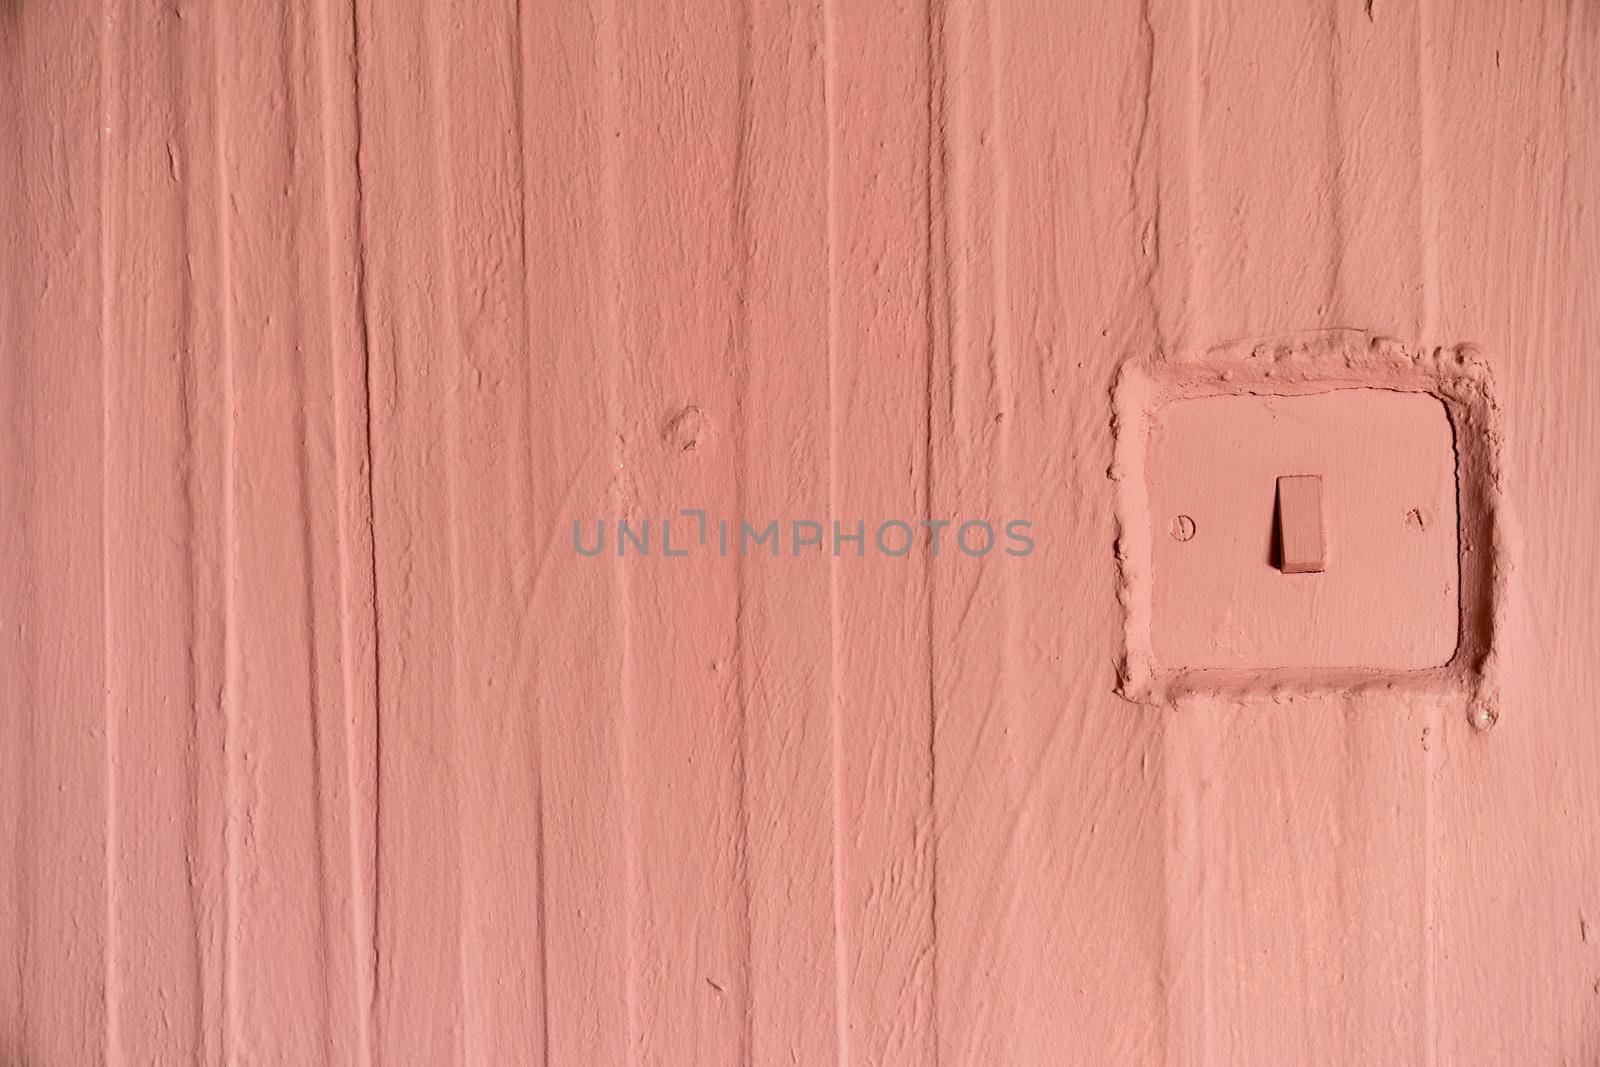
left=1275, top=474, right=1325, bottom=574
left=1148, top=389, right=1458, bottom=671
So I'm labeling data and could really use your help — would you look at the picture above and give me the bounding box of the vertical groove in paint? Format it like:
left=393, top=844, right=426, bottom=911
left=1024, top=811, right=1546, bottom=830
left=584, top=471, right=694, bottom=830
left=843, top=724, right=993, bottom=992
left=1324, top=6, right=1346, bottom=323
left=727, top=0, right=758, bottom=1058
left=420, top=9, right=471, bottom=1058
left=986, top=0, right=1016, bottom=1000
left=278, top=2, right=339, bottom=1049
left=175, top=29, right=209, bottom=1058
left=1418, top=0, right=1438, bottom=341
left=1423, top=702, right=1441, bottom=1067
left=923, top=0, right=947, bottom=1057
left=506, top=5, right=556, bottom=1060
left=1183, top=0, right=1204, bottom=355
left=313, top=0, right=377, bottom=1055
left=344, top=0, right=386, bottom=1051
left=210, top=5, right=243, bottom=1058
left=990, top=0, right=1013, bottom=1049
left=293, top=306, right=337, bottom=1059
left=820, top=0, right=851, bottom=1059
left=1133, top=0, right=1161, bottom=347
left=595, top=0, right=640, bottom=1054
left=96, top=0, right=119, bottom=1057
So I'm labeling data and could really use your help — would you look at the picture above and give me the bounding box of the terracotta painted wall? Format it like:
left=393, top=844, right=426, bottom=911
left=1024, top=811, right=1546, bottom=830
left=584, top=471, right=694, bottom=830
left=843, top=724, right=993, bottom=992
left=3, top=0, right=1598, bottom=1062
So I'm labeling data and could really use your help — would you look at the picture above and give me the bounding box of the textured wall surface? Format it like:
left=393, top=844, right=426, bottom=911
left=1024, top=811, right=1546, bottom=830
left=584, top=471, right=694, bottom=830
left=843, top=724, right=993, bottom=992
left=3, top=0, right=1599, bottom=1062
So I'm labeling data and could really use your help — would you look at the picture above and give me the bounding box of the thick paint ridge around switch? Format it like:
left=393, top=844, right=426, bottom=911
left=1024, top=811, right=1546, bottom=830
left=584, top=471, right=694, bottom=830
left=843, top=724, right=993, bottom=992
left=1276, top=474, right=1325, bottom=573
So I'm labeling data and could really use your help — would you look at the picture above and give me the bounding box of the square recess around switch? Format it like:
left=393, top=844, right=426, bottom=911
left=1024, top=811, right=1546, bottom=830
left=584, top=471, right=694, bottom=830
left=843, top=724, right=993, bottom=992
left=1112, top=331, right=1508, bottom=710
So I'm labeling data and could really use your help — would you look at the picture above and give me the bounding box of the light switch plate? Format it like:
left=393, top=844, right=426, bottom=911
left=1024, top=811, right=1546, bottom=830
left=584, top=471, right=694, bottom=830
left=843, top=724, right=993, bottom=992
left=1112, top=331, right=1508, bottom=713
left=1151, top=389, right=1456, bottom=669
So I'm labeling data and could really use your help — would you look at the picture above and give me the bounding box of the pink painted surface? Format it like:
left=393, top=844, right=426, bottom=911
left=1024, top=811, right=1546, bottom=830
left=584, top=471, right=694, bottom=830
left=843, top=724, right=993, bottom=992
left=1150, top=390, right=1457, bottom=670
left=2, top=1, right=1599, bottom=1063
